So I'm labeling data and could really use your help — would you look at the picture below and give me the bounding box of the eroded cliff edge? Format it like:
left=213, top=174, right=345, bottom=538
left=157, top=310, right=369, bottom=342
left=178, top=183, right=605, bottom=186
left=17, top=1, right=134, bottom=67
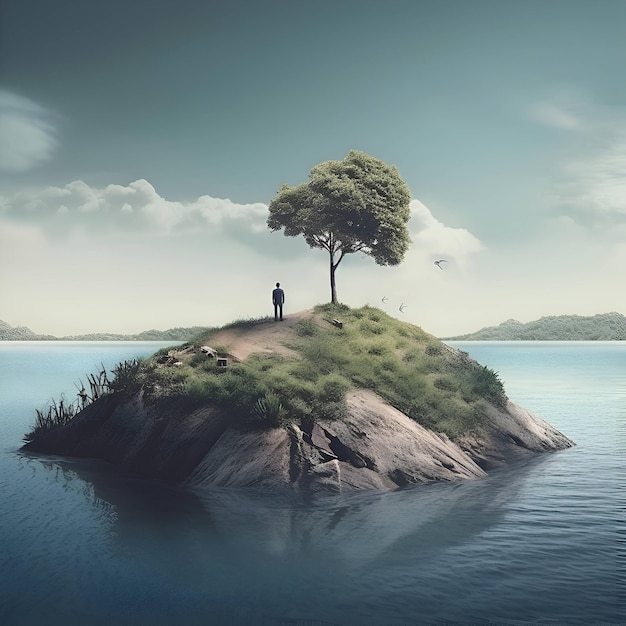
left=21, top=306, right=574, bottom=492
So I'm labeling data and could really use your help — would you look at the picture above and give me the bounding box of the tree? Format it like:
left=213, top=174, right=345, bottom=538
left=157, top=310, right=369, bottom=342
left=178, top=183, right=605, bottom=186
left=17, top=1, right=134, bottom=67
left=267, top=150, right=411, bottom=304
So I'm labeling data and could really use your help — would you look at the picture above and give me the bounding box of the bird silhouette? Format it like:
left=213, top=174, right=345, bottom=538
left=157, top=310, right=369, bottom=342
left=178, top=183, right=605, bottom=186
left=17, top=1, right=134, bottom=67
left=382, top=296, right=388, bottom=304
left=399, top=303, right=407, bottom=313
left=434, top=259, right=448, bottom=269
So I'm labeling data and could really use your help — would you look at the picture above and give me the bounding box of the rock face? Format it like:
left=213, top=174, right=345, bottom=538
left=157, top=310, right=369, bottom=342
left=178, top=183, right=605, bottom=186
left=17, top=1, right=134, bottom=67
left=23, top=387, right=573, bottom=492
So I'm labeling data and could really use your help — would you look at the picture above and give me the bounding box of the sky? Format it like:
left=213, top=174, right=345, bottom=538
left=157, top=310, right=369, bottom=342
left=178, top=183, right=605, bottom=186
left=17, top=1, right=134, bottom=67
left=1, top=0, right=625, bottom=338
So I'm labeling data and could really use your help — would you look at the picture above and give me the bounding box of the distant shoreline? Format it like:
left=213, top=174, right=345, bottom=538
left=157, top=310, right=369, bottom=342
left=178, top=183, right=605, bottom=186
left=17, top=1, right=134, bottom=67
left=2, top=311, right=625, bottom=342
left=443, top=312, right=625, bottom=341
left=0, top=320, right=206, bottom=343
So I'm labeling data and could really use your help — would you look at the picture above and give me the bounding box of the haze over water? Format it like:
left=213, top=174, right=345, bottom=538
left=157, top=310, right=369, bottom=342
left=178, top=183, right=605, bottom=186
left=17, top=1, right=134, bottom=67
left=0, top=341, right=623, bottom=625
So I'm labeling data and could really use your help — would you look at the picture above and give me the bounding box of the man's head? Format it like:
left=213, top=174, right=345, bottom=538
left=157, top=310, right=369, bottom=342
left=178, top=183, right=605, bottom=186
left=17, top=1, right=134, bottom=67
left=276, top=282, right=280, bottom=287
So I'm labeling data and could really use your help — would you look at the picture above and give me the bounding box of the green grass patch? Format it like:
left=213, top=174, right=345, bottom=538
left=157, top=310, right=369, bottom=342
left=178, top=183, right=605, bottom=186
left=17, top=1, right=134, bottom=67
left=30, top=304, right=509, bottom=440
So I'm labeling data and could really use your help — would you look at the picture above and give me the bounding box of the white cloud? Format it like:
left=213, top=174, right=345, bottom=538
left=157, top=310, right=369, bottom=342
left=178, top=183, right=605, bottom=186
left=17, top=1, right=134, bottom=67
left=0, top=90, right=57, bottom=172
left=408, top=199, right=484, bottom=267
left=0, top=178, right=270, bottom=234
left=0, top=181, right=485, bottom=258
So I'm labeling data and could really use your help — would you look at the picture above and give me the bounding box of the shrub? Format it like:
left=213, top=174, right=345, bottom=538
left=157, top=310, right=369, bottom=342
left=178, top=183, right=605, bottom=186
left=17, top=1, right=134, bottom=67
left=316, top=373, right=351, bottom=403
left=110, top=358, right=145, bottom=394
left=315, top=400, right=348, bottom=421
left=23, top=395, right=80, bottom=443
left=467, top=364, right=507, bottom=408
left=366, top=340, right=392, bottom=356
left=293, top=318, right=318, bottom=337
left=433, top=375, right=458, bottom=393
left=289, top=361, right=319, bottom=382
left=367, top=308, right=382, bottom=322
left=250, top=392, right=287, bottom=428
left=221, top=316, right=272, bottom=330
left=360, top=319, right=384, bottom=335
left=426, top=343, right=442, bottom=356
left=402, top=349, right=421, bottom=364
left=183, top=374, right=222, bottom=401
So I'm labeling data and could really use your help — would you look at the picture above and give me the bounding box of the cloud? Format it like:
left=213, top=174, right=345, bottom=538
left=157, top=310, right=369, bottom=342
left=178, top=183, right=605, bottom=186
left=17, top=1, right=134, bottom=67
left=2, top=182, right=485, bottom=257
left=0, top=90, right=57, bottom=172
left=561, top=137, right=626, bottom=221
left=408, top=199, right=484, bottom=267
left=529, top=102, right=581, bottom=130
left=528, top=96, right=626, bottom=231
left=0, top=178, right=269, bottom=234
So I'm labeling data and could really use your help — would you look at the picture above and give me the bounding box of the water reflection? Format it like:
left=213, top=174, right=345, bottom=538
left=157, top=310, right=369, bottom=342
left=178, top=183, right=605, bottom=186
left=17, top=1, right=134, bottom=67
left=16, top=448, right=597, bottom=626
left=31, top=452, right=549, bottom=568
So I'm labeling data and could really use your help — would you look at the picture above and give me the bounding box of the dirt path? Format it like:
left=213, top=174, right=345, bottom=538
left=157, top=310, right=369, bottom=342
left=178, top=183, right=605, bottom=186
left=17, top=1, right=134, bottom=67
left=205, top=309, right=314, bottom=360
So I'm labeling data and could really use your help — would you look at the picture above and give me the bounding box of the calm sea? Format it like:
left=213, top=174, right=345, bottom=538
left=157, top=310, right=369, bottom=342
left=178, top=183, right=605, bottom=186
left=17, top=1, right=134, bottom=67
left=0, top=341, right=623, bottom=625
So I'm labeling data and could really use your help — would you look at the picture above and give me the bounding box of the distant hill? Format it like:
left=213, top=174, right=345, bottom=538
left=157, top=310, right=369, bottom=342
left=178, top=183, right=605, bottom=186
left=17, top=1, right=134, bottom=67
left=0, top=319, right=206, bottom=342
left=0, top=320, right=55, bottom=340
left=443, top=312, right=626, bottom=341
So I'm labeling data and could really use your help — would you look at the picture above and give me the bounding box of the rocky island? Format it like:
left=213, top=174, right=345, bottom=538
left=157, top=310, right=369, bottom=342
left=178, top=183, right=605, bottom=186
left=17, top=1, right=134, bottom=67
left=21, top=305, right=574, bottom=492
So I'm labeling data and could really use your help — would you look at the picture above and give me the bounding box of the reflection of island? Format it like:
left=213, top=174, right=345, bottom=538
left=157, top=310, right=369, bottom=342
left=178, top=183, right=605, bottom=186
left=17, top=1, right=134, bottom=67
left=42, top=452, right=545, bottom=567
left=23, top=452, right=562, bottom=625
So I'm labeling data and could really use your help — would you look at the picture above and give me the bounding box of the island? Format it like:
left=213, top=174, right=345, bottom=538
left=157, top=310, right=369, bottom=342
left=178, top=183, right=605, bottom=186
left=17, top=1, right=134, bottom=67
left=21, top=305, right=574, bottom=492
left=0, top=319, right=205, bottom=341
left=444, top=312, right=626, bottom=341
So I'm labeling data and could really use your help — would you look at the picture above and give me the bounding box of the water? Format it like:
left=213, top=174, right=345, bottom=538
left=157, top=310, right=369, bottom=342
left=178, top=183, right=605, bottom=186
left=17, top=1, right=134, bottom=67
left=0, top=341, right=623, bottom=625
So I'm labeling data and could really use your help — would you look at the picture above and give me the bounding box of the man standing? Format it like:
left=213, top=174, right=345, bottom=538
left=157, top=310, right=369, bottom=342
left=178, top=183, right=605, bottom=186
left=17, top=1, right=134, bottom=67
left=272, top=282, right=285, bottom=321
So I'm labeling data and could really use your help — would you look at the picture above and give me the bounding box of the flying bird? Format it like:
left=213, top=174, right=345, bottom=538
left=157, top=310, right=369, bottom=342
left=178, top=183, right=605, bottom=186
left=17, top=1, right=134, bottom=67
left=399, top=303, right=407, bottom=313
left=434, top=259, right=448, bottom=269
left=382, top=296, right=388, bottom=304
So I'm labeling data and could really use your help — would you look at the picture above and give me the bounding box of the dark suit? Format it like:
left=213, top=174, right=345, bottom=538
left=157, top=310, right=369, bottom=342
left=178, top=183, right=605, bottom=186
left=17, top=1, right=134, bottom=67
left=272, top=288, right=285, bottom=320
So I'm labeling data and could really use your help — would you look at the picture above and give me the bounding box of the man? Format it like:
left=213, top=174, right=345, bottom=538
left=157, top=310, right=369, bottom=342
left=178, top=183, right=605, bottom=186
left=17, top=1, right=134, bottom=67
left=272, top=282, right=285, bottom=321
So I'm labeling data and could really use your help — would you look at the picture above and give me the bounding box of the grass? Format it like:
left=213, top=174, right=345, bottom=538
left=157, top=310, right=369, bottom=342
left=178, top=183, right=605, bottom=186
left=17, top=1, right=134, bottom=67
left=25, top=304, right=508, bottom=442
left=178, top=303, right=506, bottom=437
left=24, top=359, right=144, bottom=443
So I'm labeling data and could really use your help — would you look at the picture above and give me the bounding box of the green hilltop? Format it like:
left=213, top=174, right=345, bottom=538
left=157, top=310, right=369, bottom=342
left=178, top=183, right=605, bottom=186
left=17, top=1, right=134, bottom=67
left=24, top=304, right=507, bottom=444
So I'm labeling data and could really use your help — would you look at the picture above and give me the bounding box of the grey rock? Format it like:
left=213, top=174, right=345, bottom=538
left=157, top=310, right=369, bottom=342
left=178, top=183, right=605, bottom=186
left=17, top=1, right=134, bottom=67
left=23, top=388, right=573, bottom=492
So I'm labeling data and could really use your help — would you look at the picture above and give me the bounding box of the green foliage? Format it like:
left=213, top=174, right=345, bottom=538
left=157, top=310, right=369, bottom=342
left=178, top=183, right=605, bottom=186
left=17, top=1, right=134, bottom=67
left=445, top=312, right=626, bottom=341
left=463, top=364, right=507, bottom=408
left=433, top=375, right=458, bottom=393
left=267, top=150, right=411, bottom=302
left=182, top=374, right=223, bottom=401
left=250, top=393, right=287, bottom=428
left=425, top=342, right=443, bottom=356
left=23, top=395, right=79, bottom=443
left=109, top=358, right=145, bottom=394
left=314, top=400, right=348, bottom=421
left=24, top=359, right=134, bottom=443
left=316, top=373, right=351, bottom=403
left=293, top=318, right=319, bottom=337
left=221, top=316, right=273, bottom=330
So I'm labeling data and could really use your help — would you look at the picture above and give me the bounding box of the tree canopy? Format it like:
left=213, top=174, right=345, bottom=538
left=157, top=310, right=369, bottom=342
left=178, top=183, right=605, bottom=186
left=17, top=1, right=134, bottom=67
left=267, top=150, right=411, bottom=303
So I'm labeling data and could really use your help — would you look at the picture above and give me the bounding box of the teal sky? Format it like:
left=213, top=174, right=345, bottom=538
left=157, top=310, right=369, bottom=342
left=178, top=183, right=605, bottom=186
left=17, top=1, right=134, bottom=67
left=1, top=0, right=625, bottom=336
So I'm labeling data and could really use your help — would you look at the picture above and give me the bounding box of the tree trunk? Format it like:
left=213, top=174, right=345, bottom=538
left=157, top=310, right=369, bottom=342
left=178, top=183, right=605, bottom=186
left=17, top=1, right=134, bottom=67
left=330, top=251, right=337, bottom=304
